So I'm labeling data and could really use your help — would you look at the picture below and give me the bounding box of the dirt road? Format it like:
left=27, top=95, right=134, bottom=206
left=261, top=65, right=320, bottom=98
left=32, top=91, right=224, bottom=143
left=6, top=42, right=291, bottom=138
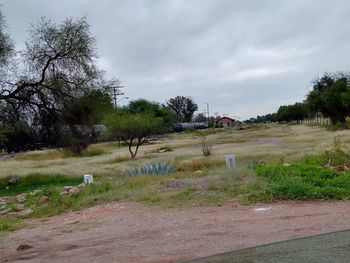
left=1, top=201, right=350, bottom=262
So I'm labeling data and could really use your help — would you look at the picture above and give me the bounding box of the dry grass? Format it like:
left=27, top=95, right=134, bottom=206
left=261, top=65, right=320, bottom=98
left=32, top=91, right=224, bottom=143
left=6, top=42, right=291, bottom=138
left=1, top=124, right=350, bottom=178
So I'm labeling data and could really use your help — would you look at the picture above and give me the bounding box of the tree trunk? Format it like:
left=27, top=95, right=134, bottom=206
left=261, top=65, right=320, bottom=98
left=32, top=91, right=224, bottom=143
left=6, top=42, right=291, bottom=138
left=128, top=139, right=136, bottom=159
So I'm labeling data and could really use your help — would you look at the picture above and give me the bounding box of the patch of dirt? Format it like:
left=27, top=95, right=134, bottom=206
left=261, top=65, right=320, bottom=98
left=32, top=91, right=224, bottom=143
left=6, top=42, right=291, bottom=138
left=0, top=201, right=350, bottom=263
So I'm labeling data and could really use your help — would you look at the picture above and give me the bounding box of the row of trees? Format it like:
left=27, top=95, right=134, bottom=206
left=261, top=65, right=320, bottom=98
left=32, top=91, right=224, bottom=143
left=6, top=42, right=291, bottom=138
left=249, top=72, right=350, bottom=128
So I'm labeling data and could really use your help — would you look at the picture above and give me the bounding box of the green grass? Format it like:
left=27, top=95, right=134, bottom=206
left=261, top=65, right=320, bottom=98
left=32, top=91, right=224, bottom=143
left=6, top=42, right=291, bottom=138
left=0, top=217, right=23, bottom=234
left=15, top=147, right=108, bottom=161
left=3, top=130, right=350, bottom=235
left=81, top=148, right=108, bottom=157
left=252, top=164, right=350, bottom=201
left=0, top=174, right=82, bottom=196
left=15, top=150, right=67, bottom=161
left=27, top=180, right=120, bottom=218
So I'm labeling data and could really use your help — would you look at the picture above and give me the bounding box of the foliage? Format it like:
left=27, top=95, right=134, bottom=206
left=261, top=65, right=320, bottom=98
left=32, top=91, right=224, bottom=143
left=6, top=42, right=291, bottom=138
left=302, top=138, right=350, bottom=166
left=63, top=90, right=113, bottom=126
left=0, top=12, right=120, bottom=153
left=167, top=96, right=198, bottom=122
left=276, top=102, right=308, bottom=122
left=126, top=99, right=175, bottom=129
left=246, top=113, right=277, bottom=123
left=103, top=110, right=166, bottom=158
left=0, top=218, right=22, bottom=233
left=306, top=72, right=350, bottom=128
left=0, top=16, right=101, bottom=117
left=125, top=162, right=176, bottom=176
left=193, top=113, right=207, bottom=122
left=254, top=164, right=350, bottom=200
left=0, top=122, right=36, bottom=153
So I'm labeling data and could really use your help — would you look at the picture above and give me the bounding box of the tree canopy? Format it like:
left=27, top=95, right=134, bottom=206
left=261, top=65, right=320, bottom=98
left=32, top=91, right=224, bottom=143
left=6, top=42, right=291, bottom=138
left=0, top=15, right=101, bottom=118
left=306, top=72, right=350, bottom=128
left=103, top=109, right=165, bottom=159
left=276, top=102, right=308, bottom=122
left=167, top=96, right=198, bottom=122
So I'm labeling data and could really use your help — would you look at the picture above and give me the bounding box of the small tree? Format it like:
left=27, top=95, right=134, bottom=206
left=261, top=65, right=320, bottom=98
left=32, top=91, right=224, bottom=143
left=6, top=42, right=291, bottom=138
left=104, top=111, right=165, bottom=159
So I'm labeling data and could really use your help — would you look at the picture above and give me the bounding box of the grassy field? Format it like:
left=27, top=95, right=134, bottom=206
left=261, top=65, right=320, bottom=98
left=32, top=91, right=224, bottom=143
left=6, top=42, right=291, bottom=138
left=1, top=123, right=350, bottom=234
left=2, top=124, right=350, bottom=177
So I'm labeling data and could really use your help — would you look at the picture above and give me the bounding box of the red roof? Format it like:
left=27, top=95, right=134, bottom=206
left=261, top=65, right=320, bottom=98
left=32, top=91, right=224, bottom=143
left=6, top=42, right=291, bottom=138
left=218, top=117, right=235, bottom=122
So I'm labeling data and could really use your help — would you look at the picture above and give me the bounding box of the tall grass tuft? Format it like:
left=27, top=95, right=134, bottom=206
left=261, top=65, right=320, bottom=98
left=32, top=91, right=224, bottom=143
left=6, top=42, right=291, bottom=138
left=201, top=136, right=211, bottom=157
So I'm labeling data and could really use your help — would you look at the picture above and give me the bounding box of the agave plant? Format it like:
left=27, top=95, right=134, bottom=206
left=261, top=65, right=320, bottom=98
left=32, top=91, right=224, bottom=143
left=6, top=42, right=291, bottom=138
left=125, top=162, right=176, bottom=176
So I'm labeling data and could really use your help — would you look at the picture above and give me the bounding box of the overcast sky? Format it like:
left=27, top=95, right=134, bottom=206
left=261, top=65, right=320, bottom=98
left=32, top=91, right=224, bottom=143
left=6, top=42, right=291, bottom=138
left=2, top=0, right=350, bottom=119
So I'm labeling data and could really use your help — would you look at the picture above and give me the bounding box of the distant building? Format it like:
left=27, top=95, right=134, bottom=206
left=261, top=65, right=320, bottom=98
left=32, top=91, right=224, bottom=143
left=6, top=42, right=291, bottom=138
left=217, top=117, right=236, bottom=127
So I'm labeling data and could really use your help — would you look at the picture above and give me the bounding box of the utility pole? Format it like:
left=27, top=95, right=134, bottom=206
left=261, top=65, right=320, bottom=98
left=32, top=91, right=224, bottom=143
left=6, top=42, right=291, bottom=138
left=111, top=84, right=124, bottom=108
left=207, top=102, right=210, bottom=127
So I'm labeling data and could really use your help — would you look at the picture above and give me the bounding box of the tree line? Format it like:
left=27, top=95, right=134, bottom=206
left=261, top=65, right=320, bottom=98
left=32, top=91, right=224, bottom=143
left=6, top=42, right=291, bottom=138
left=248, top=72, right=350, bottom=128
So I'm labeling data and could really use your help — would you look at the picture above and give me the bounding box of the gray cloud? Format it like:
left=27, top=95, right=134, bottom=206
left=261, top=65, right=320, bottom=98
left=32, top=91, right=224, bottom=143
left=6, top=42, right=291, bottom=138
left=3, top=0, right=350, bottom=119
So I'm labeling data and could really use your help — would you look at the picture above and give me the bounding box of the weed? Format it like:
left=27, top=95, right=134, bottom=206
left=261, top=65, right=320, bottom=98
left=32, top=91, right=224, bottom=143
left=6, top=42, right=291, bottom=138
left=253, top=164, right=350, bottom=201
left=201, top=136, right=211, bottom=156
left=0, top=217, right=23, bottom=234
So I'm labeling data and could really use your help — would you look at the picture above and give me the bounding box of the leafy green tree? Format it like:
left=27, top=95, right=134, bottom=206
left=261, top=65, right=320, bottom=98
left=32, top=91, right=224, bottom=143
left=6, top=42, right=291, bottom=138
left=126, top=99, right=175, bottom=129
left=276, top=103, right=308, bottom=122
left=247, top=113, right=277, bottom=123
left=63, top=90, right=113, bottom=126
left=103, top=110, right=165, bottom=159
left=306, top=72, right=350, bottom=128
left=167, top=96, right=198, bottom=122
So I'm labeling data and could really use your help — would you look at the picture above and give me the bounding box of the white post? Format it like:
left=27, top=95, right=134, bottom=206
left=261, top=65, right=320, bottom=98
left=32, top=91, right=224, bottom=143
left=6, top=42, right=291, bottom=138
left=225, top=154, right=236, bottom=170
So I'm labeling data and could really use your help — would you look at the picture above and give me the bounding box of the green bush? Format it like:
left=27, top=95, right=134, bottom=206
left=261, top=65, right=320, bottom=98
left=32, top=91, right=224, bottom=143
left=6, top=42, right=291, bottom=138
left=254, top=164, right=350, bottom=201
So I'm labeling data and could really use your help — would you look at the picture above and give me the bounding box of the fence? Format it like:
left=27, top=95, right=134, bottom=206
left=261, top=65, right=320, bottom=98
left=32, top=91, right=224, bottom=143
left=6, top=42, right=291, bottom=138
left=301, top=117, right=332, bottom=126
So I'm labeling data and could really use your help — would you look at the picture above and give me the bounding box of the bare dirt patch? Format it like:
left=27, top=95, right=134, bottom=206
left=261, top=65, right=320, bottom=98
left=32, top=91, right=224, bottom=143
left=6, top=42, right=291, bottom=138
left=1, top=201, right=349, bottom=263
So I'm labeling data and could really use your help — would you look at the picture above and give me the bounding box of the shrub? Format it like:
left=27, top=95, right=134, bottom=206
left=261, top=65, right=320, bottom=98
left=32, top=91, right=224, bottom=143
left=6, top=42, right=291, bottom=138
left=254, top=164, right=350, bottom=200
left=125, top=162, right=176, bottom=176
